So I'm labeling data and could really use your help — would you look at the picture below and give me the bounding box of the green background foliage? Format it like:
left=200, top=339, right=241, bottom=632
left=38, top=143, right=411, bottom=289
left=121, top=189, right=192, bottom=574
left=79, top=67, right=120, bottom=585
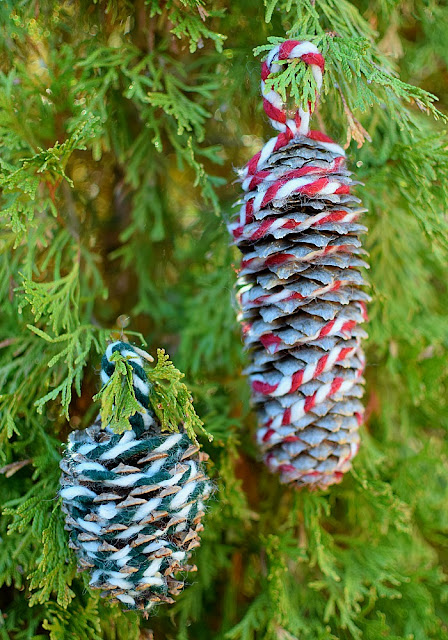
left=0, top=1, right=447, bottom=638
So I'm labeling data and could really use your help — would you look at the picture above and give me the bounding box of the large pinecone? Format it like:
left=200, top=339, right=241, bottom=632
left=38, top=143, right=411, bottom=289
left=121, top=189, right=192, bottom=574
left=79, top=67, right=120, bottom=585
left=60, top=342, right=211, bottom=614
left=229, top=42, right=369, bottom=489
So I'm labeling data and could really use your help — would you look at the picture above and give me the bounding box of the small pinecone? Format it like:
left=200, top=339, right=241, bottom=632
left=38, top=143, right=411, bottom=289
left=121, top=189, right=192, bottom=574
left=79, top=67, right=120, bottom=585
left=60, top=342, right=211, bottom=614
left=229, top=42, right=369, bottom=489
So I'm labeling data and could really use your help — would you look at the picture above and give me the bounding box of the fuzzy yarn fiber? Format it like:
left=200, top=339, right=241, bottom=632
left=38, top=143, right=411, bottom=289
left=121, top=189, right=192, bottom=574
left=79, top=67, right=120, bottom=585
left=229, top=41, right=369, bottom=488
left=60, top=341, right=211, bottom=614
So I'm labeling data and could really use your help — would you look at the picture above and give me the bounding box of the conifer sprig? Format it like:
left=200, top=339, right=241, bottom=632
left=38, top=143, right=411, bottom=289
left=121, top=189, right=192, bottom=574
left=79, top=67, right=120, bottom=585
left=94, top=347, right=212, bottom=443
left=93, top=350, right=144, bottom=435
left=254, top=31, right=445, bottom=132
left=147, top=348, right=212, bottom=443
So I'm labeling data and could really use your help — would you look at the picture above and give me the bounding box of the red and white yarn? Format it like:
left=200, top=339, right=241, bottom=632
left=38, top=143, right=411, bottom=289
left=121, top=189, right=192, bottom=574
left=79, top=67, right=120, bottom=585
left=233, top=170, right=350, bottom=238
left=239, top=273, right=358, bottom=309
left=228, top=40, right=352, bottom=241
left=239, top=41, right=345, bottom=182
left=258, top=355, right=365, bottom=435
left=251, top=341, right=361, bottom=397
left=250, top=301, right=367, bottom=355
left=240, top=238, right=355, bottom=272
left=231, top=40, right=368, bottom=488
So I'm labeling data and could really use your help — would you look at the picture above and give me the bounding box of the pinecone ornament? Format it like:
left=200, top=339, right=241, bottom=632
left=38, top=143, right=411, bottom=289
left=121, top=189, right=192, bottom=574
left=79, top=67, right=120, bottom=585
left=60, top=341, right=212, bottom=614
left=229, top=41, right=369, bottom=489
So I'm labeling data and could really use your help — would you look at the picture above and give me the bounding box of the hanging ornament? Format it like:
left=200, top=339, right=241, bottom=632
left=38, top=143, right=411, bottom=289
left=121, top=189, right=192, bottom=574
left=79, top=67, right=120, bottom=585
left=60, top=341, right=211, bottom=614
left=229, top=41, right=369, bottom=489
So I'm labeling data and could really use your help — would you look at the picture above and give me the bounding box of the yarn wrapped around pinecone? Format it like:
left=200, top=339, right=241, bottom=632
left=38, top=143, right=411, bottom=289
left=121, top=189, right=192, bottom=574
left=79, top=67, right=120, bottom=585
left=60, top=341, right=211, bottom=614
left=229, top=40, right=369, bottom=489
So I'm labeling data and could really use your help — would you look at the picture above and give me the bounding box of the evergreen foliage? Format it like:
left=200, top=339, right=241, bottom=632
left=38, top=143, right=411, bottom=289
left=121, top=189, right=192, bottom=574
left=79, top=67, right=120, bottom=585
left=0, top=1, right=447, bottom=639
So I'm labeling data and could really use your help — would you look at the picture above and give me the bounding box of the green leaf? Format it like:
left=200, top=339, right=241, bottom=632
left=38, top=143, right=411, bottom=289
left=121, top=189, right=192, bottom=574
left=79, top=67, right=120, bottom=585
left=93, top=350, right=144, bottom=434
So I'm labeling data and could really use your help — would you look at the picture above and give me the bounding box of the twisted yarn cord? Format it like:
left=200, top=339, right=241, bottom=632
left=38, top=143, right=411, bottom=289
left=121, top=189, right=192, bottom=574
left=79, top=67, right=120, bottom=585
left=230, top=41, right=368, bottom=487
left=230, top=41, right=347, bottom=240
left=100, top=342, right=156, bottom=435
left=261, top=40, right=325, bottom=136
left=60, top=341, right=211, bottom=613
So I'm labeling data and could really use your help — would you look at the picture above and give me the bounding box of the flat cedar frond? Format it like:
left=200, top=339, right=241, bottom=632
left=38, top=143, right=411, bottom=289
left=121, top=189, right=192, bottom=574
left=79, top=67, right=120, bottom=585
left=0, top=116, right=100, bottom=238
left=27, top=501, right=77, bottom=608
left=93, top=348, right=211, bottom=443
left=255, top=33, right=444, bottom=123
left=20, top=260, right=80, bottom=334
left=146, top=348, right=212, bottom=443
left=168, top=7, right=226, bottom=53
left=93, top=351, right=143, bottom=434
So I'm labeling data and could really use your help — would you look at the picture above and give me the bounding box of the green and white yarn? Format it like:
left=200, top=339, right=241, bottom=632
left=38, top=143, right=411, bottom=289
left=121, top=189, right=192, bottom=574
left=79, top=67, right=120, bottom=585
left=60, top=341, right=211, bottom=614
left=100, top=342, right=156, bottom=433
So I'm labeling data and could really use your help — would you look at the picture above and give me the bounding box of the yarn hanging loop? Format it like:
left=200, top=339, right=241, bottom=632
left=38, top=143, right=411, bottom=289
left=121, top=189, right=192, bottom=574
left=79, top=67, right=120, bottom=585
left=239, top=40, right=343, bottom=186
left=261, top=40, right=325, bottom=137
